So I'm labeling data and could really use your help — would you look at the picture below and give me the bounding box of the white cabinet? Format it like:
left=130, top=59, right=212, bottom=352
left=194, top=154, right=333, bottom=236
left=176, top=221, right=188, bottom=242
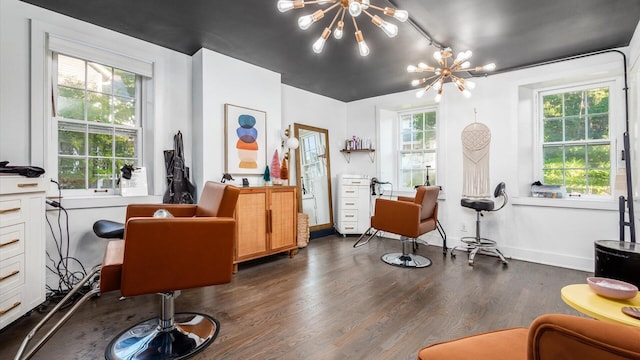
left=336, top=174, right=371, bottom=235
left=0, top=175, right=47, bottom=330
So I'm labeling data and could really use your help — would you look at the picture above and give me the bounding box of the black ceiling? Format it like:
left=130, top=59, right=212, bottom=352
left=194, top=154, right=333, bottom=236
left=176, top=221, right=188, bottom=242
left=20, top=0, right=640, bottom=102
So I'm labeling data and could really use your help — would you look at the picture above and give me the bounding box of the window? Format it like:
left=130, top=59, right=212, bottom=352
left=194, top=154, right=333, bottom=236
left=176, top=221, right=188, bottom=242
left=398, top=108, right=438, bottom=189
left=53, top=53, right=141, bottom=194
left=539, top=83, right=612, bottom=196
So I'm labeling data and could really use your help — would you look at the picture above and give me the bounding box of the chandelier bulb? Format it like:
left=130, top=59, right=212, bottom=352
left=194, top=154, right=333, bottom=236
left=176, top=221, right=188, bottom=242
left=407, top=65, right=418, bottom=72
left=465, top=79, right=476, bottom=89
left=298, top=10, right=324, bottom=30
left=278, top=0, right=304, bottom=12
left=462, top=89, right=472, bottom=98
left=361, top=0, right=370, bottom=10
left=416, top=89, right=426, bottom=98
left=433, top=81, right=442, bottom=90
left=434, top=93, right=442, bottom=103
left=483, top=63, right=496, bottom=71
left=334, top=20, right=344, bottom=39
left=312, top=27, right=331, bottom=53
left=348, top=1, right=362, bottom=17
left=372, top=16, right=398, bottom=38
left=411, top=79, right=420, bottom=86
left=384, top=8, right=409, bottom=22
left=433, top=50, right=442, bottom=61
left=460, top=61, right=471, bottom=69
left=355, top=30, right=369, bottom=56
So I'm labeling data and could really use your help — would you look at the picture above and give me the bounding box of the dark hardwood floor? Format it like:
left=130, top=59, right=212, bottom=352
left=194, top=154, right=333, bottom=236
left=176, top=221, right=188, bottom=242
left=1, top=235, right=590, bottom=360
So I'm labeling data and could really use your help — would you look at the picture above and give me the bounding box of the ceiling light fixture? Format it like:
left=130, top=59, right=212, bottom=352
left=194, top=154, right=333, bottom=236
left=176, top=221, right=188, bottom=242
left=277, top=0, right=408, bottom=56
left=407, top=47, right=496, bottom=102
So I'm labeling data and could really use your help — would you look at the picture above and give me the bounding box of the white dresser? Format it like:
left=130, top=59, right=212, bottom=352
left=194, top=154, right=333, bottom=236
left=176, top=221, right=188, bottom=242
left=336, top=174, right=371, bottom=235
left=0, top=175, right=47, bottom=330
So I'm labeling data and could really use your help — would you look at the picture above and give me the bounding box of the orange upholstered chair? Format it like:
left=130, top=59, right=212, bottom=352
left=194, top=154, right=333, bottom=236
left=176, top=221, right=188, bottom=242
left=417, top=314, right=640, bottom=360
left=16, top=181, right=240, bottom=360
left=353, top=186, right=445, bottom=268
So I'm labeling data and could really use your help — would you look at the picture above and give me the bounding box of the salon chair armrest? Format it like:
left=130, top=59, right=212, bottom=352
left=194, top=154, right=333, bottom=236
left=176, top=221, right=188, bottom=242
left=371, top=198, right=421, bottom=238
left=528, top=314, right=640, bottom=360
left=126, top=204, right=198, bottom=219
left=120, top=217, right=235, bottom=296
left=397, top=196, right=415, bottom=202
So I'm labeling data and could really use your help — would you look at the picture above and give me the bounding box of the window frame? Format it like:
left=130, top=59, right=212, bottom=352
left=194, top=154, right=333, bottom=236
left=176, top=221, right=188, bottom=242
left=395, top=105, right=440, bottom=191
left=534, top=79, right=620, bottom=199
left=51, top=53, right=143, bottom=196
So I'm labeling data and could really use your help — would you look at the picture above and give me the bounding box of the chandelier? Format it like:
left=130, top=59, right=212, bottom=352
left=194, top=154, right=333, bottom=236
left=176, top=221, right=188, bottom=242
left=407, top=47, right=496, bottom=102
left=277, top=0, right=408, bottom=56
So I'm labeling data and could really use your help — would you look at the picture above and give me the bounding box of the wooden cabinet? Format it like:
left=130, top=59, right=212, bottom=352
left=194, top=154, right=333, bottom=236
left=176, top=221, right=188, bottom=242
left=233, top=186, right=297, bottom=272
left=0, top=175, right=47, bottom=330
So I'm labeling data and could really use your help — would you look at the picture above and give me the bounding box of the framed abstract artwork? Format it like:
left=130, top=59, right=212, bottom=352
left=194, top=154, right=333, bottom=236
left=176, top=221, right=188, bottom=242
left=224, top=104, right=267, bottom=175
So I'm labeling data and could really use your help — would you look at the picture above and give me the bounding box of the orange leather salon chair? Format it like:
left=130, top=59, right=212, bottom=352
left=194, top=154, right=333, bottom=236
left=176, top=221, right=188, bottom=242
left=417, top=313, right=640, bottom=360
left=16, top=181, right=240, bottom=360
left=353, top=186, right=445, bottom=268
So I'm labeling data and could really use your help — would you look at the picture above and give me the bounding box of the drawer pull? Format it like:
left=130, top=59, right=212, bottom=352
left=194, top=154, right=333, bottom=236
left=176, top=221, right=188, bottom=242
left=345, top=215, right=354, bottom=218
left=0, top=301, right=20, bottom=316
left=94, top=189, right=108, bottom=193
left=345, top=202, right=355, bottom=206
left=17, top=183, right=38, bottom=188
left=345, top=190, right=355, bottom=194
left=352, top=181, right=362, bottom=184
left=0, top=270, right=19, bottom=282
left=0, top=207, right=21, bottom=214
left=345, top=226, right=354, bottom=230
left=0, top=239, right=19, bottom=248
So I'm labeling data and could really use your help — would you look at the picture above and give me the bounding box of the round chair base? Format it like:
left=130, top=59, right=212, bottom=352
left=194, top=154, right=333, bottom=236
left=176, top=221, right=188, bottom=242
left=460, top=236, right=496, bottom=247
left=105, top=312, right=219, bottom=360
left=381, top=253, right=432, bottom=268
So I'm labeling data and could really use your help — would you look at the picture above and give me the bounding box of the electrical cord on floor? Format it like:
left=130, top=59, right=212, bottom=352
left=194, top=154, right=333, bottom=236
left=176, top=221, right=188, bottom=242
left=39, top=180, right=93, bottom=313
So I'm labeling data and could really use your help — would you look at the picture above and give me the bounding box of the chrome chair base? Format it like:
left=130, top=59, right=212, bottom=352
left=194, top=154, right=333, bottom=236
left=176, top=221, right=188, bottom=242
left=105, top=312, right=219, bottom=360
left=452, top=236, right=509, bottom=265
left=381, top=252, right=432, bottom=268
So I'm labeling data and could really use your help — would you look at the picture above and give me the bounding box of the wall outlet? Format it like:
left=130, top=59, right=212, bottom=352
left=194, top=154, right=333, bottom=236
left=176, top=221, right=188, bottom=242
left=460, top=223, right=467, bottom=233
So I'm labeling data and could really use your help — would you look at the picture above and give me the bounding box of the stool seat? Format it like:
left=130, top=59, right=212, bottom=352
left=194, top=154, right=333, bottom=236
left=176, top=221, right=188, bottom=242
left=461, top=198, right=494, bottom=212
left=92, top=220, right=125, bottom=239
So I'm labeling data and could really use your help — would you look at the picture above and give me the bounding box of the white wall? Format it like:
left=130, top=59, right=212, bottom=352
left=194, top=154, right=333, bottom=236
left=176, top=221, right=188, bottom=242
left=344, top=52, right=635, bottom=271
left=1, top=0, right=192, bottom=285
left=192, top=49, right=283, bottom=189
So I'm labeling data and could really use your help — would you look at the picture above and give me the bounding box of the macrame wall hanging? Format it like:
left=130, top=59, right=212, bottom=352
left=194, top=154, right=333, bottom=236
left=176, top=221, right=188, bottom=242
left=461, top=112, right=491, bottom=197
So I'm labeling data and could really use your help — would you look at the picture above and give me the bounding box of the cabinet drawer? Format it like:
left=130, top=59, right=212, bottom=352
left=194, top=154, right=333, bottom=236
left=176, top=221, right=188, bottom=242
left=342, top=178, right=368, bottom=186
left=340, top=209, right=358, bottom=221
left=0, top=223, right=25, bottom=261
left=0, top=176, right=47, bottom=195
left=341, top=186, right=359, bottom=197
left=0, top=199, right=23, bottom=227
left=339, top=222, right=359, bottom=233
left=0, top=288, right=23, bottom=329
left=0, top=255, right=25, bottom=293
left=340, top=198, right=359, bottom=209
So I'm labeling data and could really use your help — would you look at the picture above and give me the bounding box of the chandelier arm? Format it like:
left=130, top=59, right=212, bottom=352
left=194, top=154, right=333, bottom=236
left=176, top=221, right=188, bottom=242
left=418, top=73, right=440, bottom=82
left=320, top=2, right=341, bottom=15
left=302, top=0, right=338, bottom=4
left=327, top=6, right=342, bottom=28
left=366, top=4, right=386, bottom=12
left=361, top=9, right=375, bottom=20
left=339, top=7, right=346, bottom=22
left=352, top=15, right=360, bottom=32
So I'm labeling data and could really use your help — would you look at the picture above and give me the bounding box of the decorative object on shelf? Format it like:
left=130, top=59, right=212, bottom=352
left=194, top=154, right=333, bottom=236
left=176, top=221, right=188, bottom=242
left=344, top=135, right=372, bottom=150
left=224, top=104, right=267, bottom=175
left=407, top=47, right=496, bottom=102
left=221, top=173, right=234, bottom=183
left=280, top=156, right=289, bottom=181
left=271, top=149, right=281, bottom=185
left=277, top=0, right=408, bottom=56
left=263, top=166, right=271, bottom=184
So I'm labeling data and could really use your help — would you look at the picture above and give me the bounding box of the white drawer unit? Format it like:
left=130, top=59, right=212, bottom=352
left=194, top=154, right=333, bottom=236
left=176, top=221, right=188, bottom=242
left=0, top=175, right=47, bottom=330
left=336, top=174, right=371, bottom=235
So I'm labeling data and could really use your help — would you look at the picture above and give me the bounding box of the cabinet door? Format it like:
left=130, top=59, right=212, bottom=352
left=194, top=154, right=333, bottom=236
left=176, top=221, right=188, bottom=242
left=269, top=188, right=296, bottom=251
left=235, top=191, right=268, bottom=260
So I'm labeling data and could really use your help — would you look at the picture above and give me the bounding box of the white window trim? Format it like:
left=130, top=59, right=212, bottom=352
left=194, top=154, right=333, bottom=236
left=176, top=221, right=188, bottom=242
left=30, top=20, right=158, bottom=207
left=532, top=77, right=624, bottom=201
left=376, top=104, right=445, bottom=198
left=397, top=106, right=439, bottom=192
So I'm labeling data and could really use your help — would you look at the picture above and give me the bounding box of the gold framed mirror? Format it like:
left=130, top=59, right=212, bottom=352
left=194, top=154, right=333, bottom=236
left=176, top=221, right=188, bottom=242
left=293, top=123, right=333, bottom=232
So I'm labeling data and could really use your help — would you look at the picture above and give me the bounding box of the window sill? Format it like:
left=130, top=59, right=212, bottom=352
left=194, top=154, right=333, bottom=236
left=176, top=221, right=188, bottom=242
left=48, top=194, right=163, bottom=210
left=510, top=196, right=618, bottom=211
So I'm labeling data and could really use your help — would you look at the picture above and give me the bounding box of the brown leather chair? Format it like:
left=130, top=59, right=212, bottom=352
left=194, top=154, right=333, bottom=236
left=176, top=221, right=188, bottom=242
left=16, top=181, right=240, bottom=360
left=417, top=314, right=640, bottom=360
left=353, top=186, right=444, bottom=268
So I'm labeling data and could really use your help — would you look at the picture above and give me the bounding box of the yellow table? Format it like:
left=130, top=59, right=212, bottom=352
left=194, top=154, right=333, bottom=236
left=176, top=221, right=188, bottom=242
left=561, top=284, right=640, bottom=327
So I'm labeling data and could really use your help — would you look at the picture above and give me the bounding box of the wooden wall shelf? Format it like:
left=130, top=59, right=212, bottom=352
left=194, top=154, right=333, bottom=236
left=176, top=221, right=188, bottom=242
left=340, top=149, right=375, bottom=163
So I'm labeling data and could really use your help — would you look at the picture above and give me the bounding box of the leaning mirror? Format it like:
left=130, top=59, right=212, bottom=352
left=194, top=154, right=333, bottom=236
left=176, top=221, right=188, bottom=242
left=293, top=123, right=333, bottom=232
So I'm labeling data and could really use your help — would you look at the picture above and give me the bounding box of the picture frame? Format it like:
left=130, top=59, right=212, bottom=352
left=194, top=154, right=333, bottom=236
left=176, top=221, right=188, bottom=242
left=224, top=104, right=267, bottom=175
